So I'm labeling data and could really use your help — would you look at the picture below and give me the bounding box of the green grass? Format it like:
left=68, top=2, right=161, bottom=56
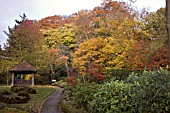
left=0, top=85, right=10, bottom=91
left=0, top=107, right=27, bottom=113
left=0, top=85, right=56, bottom=113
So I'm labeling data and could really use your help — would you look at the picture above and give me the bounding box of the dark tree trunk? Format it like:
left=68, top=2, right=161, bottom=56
left=166, top=0, right=170, bottom=69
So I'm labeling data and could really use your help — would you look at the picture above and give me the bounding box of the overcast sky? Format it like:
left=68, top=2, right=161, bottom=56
left=0, top=0, right=165, bottom=47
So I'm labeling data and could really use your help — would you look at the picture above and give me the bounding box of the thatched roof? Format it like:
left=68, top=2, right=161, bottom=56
left=9, top=61, right=36, bottom=74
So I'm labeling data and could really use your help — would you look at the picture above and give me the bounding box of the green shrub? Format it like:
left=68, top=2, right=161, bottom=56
left=1, top=90, right=11, bottom=95
left=52, top=80, right=67, bottom=88
left=89, top=79, right=133, bottom=113
left=11, top=86, right=37, bottom=94
left=71, top=69, right=170, bottom=113
left=11, top=86, right=25, bottom=93
left=18, top=91, right=30, bottom=101
left=35, top=75, right=51, bottom=85
left=0, top=93, right=29, bottom=104
left=126, top=69, right=170, bottom=113
left=1, top=95, right=16, bottom=104
left=0, top=92, right=2, bottom=98
left=72, top=82, right=99, bottom=110
left=26, top=87, right=37, bottom=94
left=15, top=96, right=29, bottom=103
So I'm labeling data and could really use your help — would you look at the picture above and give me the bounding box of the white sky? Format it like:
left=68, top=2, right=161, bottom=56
left=0, top=0, right=165, bottom=47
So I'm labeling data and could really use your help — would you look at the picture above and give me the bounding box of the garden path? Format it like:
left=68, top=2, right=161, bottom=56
left=40, top=87, right=63, bottom=113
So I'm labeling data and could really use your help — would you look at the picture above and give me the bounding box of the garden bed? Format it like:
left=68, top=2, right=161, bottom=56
left=0, top=85, right=56, bottom=113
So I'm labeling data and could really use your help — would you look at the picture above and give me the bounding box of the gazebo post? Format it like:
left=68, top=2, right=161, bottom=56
left=11, top=73, right=15, bottom=86
left=9, top=61, right=36, bottom=87
left=32, top=73, right=34, bottom=87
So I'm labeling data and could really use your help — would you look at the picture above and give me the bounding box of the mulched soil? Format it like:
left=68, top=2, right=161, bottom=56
left=40, top=87, right=63, bottom=113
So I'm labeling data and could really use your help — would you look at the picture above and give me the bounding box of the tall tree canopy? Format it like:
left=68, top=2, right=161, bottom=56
left=4, top=14, right=47, bottom=70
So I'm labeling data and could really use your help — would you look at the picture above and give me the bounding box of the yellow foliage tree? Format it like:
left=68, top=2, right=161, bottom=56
left=72, top=37, right=135, bottom=73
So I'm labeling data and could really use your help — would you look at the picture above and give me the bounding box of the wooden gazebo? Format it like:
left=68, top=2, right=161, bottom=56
left=9, top=61, right=36, bottom=87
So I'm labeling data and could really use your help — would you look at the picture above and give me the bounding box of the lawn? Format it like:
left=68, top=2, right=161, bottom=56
left=0, top=85, right=10, bottom=91
left=0, top=85, right=56, bottom=113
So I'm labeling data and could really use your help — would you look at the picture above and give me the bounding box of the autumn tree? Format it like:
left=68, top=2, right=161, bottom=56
left=4, top=14, right=47, bottom=70
left=140, top=8, right=168, bottom=69
left=147, top=44, right=168, bottom=70
left=70, top=10, right=96, bottom=41
left=73, top=38, right=105, bottom=72
left=130, top=0, right=170, bottom=69
left=47, top=45, right=71, bottom=78
left=37, top=15, right=63, bottom=29
left=125, top=40, right=149, bottom=70
left=92, top=0, right=136, bottom=37
left=42, top=24, right=78, bottom=49
left=73, top=37, right=134, bottom=73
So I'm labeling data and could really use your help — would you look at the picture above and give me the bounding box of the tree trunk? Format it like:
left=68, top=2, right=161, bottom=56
left=65, top=60, right=70, bottom=76
left=166, top=0, right=170, bottom=69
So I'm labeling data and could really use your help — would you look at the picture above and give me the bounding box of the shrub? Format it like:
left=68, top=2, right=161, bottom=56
left=11, top=86, right=25, bottom=93
left=14, top=96, right=29, bottom=103
left=71, top=69, right=170, bottom=113
left=89, top=79, right=133, bottom=113
left=0, top=92, right=2, bottom=98
left=0, top=91, right=30, bottom=104
left=26, top=87, right=37, bottom=94
left=72, top=82, right=99, bottom=110
left=2, top=90, right=12, bottom=95
left=65, top=76, right=77, bottom=86
left=1, top=95, right=16, bottom=104
left=35, top=75, right=51, bottom=85
left=11, top=86, right=37, bottom=94
left=52, top=80, right=67, bottom=88
left=17, top=91, right=30, bottom=101
left=126, top=69, right=170, bottom=113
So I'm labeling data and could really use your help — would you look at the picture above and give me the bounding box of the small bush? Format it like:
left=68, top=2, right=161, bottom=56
left=11, top=86, right=25, bottom=93
left=2, top=90, right=11, bottom=95
left=65, top=76, right=77, bottom=86
left=72, top=82, right=99, bottom=110
left=1, top=95, right=16, bottom=104
left=15, top=96, right=29, bottom=103
left=0, top=92, right=2, bottom=98
left=26, top=87, right=37, bottom=94
left=11, top=86, right=37, bottom=94
left=18, top=91, right=30, bottom=101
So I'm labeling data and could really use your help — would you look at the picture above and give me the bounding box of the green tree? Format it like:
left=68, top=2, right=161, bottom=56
left=4, top=14, right=47, bottom=70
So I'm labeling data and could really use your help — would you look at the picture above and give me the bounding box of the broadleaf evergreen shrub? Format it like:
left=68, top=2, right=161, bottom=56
left=70, top=69, right=170, bottom=113
left=89, top=78, right=133, bottom=113
left=126, top=69, right=170, bottom=113
left=72, top=82, right=99, bottom=110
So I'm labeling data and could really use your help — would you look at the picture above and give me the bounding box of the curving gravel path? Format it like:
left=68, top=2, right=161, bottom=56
left=40, top=87, right=63, bottom=113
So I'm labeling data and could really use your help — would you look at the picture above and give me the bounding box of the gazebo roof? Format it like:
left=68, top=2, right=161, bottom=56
left=9, top=61, right=36, bottom=74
